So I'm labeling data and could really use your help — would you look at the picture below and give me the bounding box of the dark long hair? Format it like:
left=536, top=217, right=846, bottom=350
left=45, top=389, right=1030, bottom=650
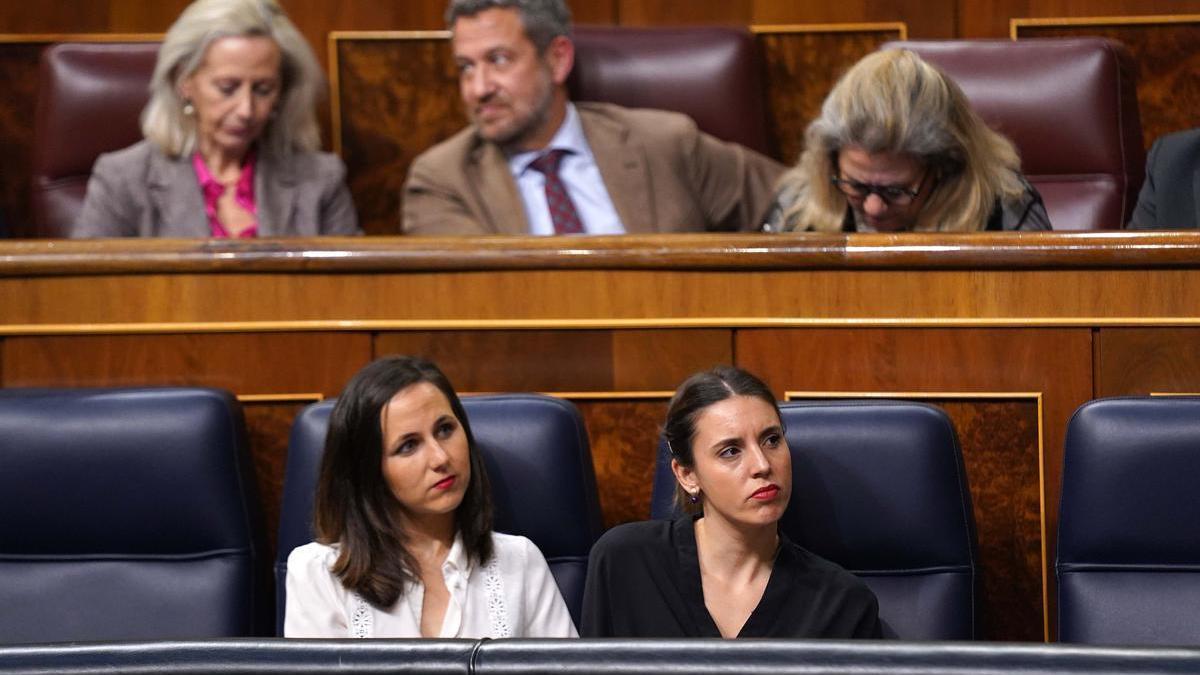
left=313, top=355, right=493, bottom=609
left=663, top=365, right=781, bottom=512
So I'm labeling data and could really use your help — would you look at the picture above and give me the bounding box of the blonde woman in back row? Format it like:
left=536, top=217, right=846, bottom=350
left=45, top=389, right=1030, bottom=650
left=74, top=0, right=359, bottom=238
left=763, top=48, right=1050, bottom=233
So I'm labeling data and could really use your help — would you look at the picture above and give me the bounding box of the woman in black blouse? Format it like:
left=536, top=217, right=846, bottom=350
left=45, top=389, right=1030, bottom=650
left=581, top=366, right=881, bottom=638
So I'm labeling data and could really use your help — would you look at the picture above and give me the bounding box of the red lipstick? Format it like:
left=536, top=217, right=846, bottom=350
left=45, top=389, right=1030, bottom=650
left=750, top=484, right=780, bottom=501
left=433, top=476, right=457, bottom=491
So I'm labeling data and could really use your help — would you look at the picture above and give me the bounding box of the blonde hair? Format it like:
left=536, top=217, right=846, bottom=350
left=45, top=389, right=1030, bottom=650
left=777, top=48, right=1026, bottom=232
left=141, top=0, right=323, bottom=158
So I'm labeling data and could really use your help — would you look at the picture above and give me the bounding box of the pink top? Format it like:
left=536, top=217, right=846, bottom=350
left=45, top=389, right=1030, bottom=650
left=192, top=151, right=259, bottom=238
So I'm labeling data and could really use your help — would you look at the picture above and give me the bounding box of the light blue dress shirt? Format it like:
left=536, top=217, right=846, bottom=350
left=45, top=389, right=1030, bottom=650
left=507, top=104, right=626, bottom=235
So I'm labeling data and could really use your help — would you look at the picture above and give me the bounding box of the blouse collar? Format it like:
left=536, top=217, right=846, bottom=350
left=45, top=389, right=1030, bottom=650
left=191, top=149, right=259, bottom=238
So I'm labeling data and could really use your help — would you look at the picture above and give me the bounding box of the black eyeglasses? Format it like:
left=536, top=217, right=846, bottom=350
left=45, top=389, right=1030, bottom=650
left=830, top=170, right=929, bottom=206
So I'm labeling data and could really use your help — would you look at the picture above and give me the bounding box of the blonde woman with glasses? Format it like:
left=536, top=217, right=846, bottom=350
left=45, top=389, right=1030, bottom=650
left=763, top=48, right=1050, bottom=233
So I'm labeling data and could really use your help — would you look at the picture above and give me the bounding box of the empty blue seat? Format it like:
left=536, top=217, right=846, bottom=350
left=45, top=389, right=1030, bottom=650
left=0, top=387, right=269, bottom=642
left=1058, top=396, right=1200, bottom=646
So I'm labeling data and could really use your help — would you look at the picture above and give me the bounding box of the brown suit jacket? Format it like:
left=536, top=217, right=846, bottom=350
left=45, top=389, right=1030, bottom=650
left=73, top=140, right=361, bottom=237
left=402, top=102, right=784, bottom=235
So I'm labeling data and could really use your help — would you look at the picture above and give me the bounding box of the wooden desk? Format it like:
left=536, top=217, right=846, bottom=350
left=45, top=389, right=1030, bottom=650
left=4, top=231, right=1200, bottom=641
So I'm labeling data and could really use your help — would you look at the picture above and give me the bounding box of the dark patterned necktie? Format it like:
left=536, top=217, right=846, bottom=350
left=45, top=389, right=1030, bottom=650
left=528, top=149, right=584, bottom=234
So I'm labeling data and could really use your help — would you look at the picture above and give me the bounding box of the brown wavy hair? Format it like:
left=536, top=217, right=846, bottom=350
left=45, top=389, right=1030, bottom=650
left=313, top=355, right=493, bottom=609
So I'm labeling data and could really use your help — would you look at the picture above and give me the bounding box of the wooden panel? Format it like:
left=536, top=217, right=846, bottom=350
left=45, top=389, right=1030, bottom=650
left=962, top=1, right=1200, bottom=38
left=574, top=398, right=669, bottom=527
left=375, top=329, right=729, bottom=391
left=10, top=262, right=1200, bottom=329
left=941, top=399, right=1043, bottom=642
left=0, top=42, right=46, bottom=237
left=756, top=26, right=904, bottom=165
left=1014, top=16, right=1200, bottom=150
left=783, top=394, right=1043, bottom=641
left=243, top=398, right=320, bottom=557
left=0, top=332, right=370, bottom=393
left=1096, top=327, right=1200, bottom=395
left=376, top=330, right=617, bottom=391
left=738, top=327, right=1095, bottom=640
left=332, top=34, right=462, bottom=235
left=620, top=0, right=952, bottom=38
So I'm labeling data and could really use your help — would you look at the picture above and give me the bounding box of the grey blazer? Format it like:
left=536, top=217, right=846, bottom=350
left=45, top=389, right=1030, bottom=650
left=1129, top=128, right=1200, bottom=230
left=73, top=140, right=361, bottom=237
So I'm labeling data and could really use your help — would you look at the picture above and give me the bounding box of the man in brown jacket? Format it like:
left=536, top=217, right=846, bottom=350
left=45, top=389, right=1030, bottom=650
left=402, top=0, right=783, bottom=235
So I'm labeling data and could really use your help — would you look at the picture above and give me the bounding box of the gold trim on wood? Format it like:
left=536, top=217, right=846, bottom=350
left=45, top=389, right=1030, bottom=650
left=11, top=316, right=1200, bottom=337
left=786, top=389, right=1049, bottom=641
left=0, top=33, right=161, bottom=43
left=543, top=391, right=673, bottom=400
left=1149, top=392, right=1200, bottom=397
left=237, top=393, right=324, bottom=404
left=1010, top=14, right=1200, bottom=39
left=750, top=22, right=907, bottom=39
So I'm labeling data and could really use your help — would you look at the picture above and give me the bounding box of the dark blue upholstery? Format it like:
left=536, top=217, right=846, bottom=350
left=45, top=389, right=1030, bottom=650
left=0, top=387, right=269, bottom=643
left=1058, top=397, right=1200, bottom=646
left=650, top=400, right=978, bottom=640
left=276, top=394, right=604, bottom=633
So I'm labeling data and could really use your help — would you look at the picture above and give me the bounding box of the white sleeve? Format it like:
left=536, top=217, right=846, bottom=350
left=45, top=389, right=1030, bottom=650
left=517, top=537, right=579, bottom=638
left=284, top=543, right=351, bottom=637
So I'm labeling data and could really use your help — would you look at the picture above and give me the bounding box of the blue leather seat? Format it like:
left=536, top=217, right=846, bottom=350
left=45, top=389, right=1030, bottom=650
left=0, top=387, right=269, bottom=643
left=650, top=400, right=978, bottom=639
left=276, top=394, right=603, bottom=633
left=1057, top=397, right=1200, bottom=646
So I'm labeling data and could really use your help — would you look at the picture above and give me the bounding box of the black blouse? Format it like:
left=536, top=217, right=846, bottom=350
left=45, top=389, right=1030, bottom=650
left=581, top=515, right=882, bottom=638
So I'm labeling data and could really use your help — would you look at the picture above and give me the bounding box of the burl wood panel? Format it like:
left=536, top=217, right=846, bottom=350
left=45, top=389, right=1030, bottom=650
left=0, top=42, right=46, bottom=237
left=963, top=1, right=1200, bottom=38
left=1095, top=327, right=1200, bottom=396
left=757, top=28, right=903, bottom=164
left=243, top=400, right=317, bottom=559
left=574, top=398, right=670, bottom=527
left=943, top=398, right=1043, bottom=642
left=619, top=0, right=952, bottom=38
left=1016, top=19, right=1200, bottom=149
left=334, top=35, right=464, bottom=235
left=738, top=327, right=1095, bottom=640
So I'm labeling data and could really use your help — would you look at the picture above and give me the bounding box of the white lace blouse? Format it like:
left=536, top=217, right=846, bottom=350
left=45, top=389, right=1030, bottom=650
left=284, top=532, right=577, bottom=638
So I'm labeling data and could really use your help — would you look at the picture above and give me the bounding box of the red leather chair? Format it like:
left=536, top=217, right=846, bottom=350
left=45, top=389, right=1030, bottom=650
left=32, top=42, right=159, bottom=238
left=569, top=26, right=771, bottom=157
left=888, top=39, right=1145, bottom=231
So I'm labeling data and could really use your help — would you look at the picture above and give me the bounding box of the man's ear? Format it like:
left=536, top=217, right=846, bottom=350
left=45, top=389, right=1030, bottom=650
left=671, top=457, right=698, bottom=495
left=545, top=35, right=574, bottom=85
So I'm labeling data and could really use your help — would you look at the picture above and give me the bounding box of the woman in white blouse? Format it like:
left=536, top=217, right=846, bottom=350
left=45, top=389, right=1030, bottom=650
left=285, top=355, right=577, bottom=638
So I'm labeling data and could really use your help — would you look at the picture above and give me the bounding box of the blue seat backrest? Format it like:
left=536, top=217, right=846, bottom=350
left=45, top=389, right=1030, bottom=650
left=276, top=394, right=603, bottom=633
left=0, top=387, right=268, bottom=642
left=650, top=400, right=978, bottom=639
left=1057, top=396, right=1200, bottom=646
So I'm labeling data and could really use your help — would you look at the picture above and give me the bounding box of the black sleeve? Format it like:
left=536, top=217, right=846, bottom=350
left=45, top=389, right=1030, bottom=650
left=1128, top=137, right=1162, bottom=229
left=851, top=589, right=884, bottom=639
left=580, top=531, right=614, bottom=637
